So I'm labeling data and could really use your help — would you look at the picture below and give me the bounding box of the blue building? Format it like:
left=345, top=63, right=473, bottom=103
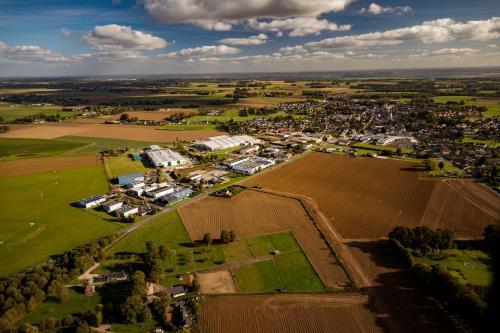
left=117, top=173, right=144, bottom=185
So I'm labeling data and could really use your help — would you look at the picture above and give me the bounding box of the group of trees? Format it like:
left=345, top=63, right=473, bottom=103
left=0, top=235, right=116, bottom=330
left=202, top=230, right=236, bottom=246
left=0, top=125, right=10, bottom=133
left=388, top=226, right=454, bottom=254
left=119, top=113, right=138, bottom=122
left=143, top=241, right=170, bottom=283
left=120, top=271, right=151, bottom=324
left=10, top=113, right=62, bottom=124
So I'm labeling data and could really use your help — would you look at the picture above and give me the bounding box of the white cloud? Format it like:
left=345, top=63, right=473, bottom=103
left=279, top=45, right=308, bottom=54
left=218, top=33, right=268, bottom=45
left=83, top=24, right=168, bottom=51
left=306, top=17, right=500, bottom=50
left=165, top=45, right=241, bottom=58
left=487, top=44, right=498, bottom=48
left=431, top=48, right=478, bottom=56
left=60, top=28, right=72, bottom=38
left=190, top=20, right=233, bottom=31
left=0, top=42, right=90, bottom=63
left=143, top=0, right=354, bottom=27
left=360, top=3, right=413, bottom=15
left=247, top=17, right=351, bottom=37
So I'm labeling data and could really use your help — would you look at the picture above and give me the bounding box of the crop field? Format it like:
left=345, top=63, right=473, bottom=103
left=178, top=190, right=350, bottom=288
left=414, top=249, right=492, bottom=286
left=198, top=270, right=237, bottom=294
left=243, top=153, right=499, bottom=239
left=0, top=103, right=66, bottom=121
left=0, top=122, right=223, bottom=141
left=57, top=136, right=159, bottom=155
left=109, top=108, right=197, bottom=121
left=345, top=240, right=463, bottom=332
left=0, top=165, right=121, bottom=275
left=0, top=138, right=86, bottom=161
left=201, top=294, right=381, bottom=333
left=0, top=154, right=100, bottom=177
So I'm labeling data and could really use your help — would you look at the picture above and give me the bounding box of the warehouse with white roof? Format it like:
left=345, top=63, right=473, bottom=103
left=145, top=145, right=189, bottom=168
left=194, top=135, right=261, bottom=151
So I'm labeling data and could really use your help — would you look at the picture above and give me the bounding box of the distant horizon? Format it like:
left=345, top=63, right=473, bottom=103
left=2, top=65, right=500, bottom=80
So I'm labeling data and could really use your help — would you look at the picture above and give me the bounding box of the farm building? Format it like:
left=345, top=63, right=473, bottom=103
left=146, top=145, right=189, bottom=168
left=75, top=195, right=106, bottom=208
left=194, top=135, right=261, bottom=151
left=116, top=205, right=139, bottom=218
left=102, top=201, right=123, bottom=213
left=117, top=173, right=144, bottom=185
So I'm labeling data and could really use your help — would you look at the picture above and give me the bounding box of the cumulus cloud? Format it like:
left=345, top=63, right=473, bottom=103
left=190, top=20, right=233, bottom=31
left=0, top=41, right=90, bottom=63
left=163, top=45, right=241, bottom=58
left=83, top=24, right=168, bottom=51
left=279, top=45, right=308, bottom=54
left=143, top=0, right=354, bottom=28
left=60, top=27, right=72, bottom=38
left=360, top=3, right=413, bottom=15
left=431, top=48, right=479, bottom=56
left=247, top=17, right=351, bottom=37
left=306, top=17, right=500, bottom=50
left=218, top=33, right=268, bottom=45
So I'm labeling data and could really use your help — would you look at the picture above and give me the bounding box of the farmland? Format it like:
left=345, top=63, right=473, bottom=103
left=0, top=165, right=121, bottom=275
left=0, top=138, right=86, bottom=161
left=0, top=122, right=223, bottom=141
left=243, top=153, right=499, bottom=239
left=0, top=154, right=100, bottom=177
left=0, top=103, right=67, bottom=121
left=178, top=190, right=350, bottom=288
left=201, top=294, right=381, bottom=333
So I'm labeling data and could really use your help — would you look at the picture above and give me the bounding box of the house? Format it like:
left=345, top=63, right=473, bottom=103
left=102, top=200, right=123, bottom=213
left=116, top=205, right=138, bottom=218
left=117, top=173, right=144, bottom=185
left=84, top=283, right=96, bottom=296
left=75, top=195, right=106, bottom=208
left=170, top=285, right=189, bottom=298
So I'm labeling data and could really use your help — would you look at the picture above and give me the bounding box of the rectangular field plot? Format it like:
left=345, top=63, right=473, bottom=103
left=0, top=138, right=86, bottom=161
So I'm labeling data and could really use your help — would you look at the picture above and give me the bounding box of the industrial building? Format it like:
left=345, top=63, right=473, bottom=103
left=145, top=185, right=174, bottom=199
left=102, top=201, right=123, bottom=213
left=75, top=195, right=106, bottom=208
left=194, top=135, right=261, bottom=151
left=145, top=145, right=188, bottom=168
left=157, top=188, right=193, bottom=205
left=231, top=156, right=276, bottom=175
left=117, top=173, right=144, bottom=186
left=117, top=205, right=138, bottom=218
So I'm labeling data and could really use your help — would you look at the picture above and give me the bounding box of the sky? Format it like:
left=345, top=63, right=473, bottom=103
left=0, top=0, right=499, bottom=77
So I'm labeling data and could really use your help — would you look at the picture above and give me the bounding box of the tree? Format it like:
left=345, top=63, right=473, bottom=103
left=229, top=230, right=237, bottom=242
left=121, top=294, right=144, bottom=324
left=203, top=233, right=213, bottom=246
left=438, top=161, right=444, bottom=170
left=120, top=113, right=130, bottom=121
left=483, top=224, right=500, bottom=253
left=159, top=245, right=170, bottom=259
left=192, top=277, right=200, bottom=292
left=57, top=285, right=69, bottom=303
left=220, top=230, right=231, bottom=244
left=18, top=323, right=39, bottom=333
left=131, top=271, right=146, bottom=297
left=41, top=316, right=58, bottom=330
left=75, top=322, right=91, bottom=333
left=138, top=305, right=152, bottom=322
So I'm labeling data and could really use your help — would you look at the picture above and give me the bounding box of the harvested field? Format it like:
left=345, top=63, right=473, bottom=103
left=243, top=153, right=499, bottom=239
left=178, top=190, right=350, bottom=288
left=346, top=241, right=467, bottom=333
left=0, top=154, right=100, bottom=177
left=198, top=270, right=236, bottom=294
left=201, top=294, right=381, bottom=333
left=0, top=122, right=223, bottom=141
left=109, top=108, right=197, bottom=121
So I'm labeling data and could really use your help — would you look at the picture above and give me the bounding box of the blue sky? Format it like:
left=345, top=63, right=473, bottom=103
left=0, top=0, right=498, bottom=76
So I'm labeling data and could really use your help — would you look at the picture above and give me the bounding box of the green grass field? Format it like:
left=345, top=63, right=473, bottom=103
left=104, top=153, right=149, bottom=179
left=432, top=96, right=500, bottom=118
left=0, top=138, right=87, bottom=161
left=0, top=103, right=68, bottom=121
left=414, top=249, right=493, bottom=286
left=0, top=165, right=122, bottom=275
left=350, top=142, right=413, bottom=154
left=160, top=123, right=219, bottom=131
left=463, top=135, right=499, bottom=147
left=17, top=287, right=101, bottom=325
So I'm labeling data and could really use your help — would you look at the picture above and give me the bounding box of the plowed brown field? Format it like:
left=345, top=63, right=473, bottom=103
left=0, top=123, right=222, bottom=141
left=0, top=154, right=100, bottom=177
left=201, top=294, right=381, bottom=333
left=178, top=190, right=350, bottom=288
left=243, top=153, right=499, bottom=239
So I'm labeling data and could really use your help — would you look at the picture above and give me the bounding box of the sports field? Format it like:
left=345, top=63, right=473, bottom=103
left=0, top=165, right=121, bottom=275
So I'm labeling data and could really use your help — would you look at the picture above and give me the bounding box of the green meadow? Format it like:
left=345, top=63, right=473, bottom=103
left=0, top=138, right=86, bottom=161
left=0, top=103, right=68, bottom=121
left=0, top=165, right=122, bottom=275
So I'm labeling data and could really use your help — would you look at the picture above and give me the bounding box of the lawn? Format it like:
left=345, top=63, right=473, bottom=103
left=222, top=240, right=253, bottom=263
left=108, top=211, right=191, bottom=255
left=58, top=136, right=159, bottom=156
left=17, top=287, right=101, bottom=325
left=428, top=159, right=463, bottom=177
left=414, top=249, right=493, bottom=286
left=104, top=152, right=150, bottom=179
left=0, top=165, right=122, bottom=275
left=0, top=103, right=68, bottom=121
left=0, top=138, right=87, bottom=161
left=350, top=142, right=413, bottom=154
